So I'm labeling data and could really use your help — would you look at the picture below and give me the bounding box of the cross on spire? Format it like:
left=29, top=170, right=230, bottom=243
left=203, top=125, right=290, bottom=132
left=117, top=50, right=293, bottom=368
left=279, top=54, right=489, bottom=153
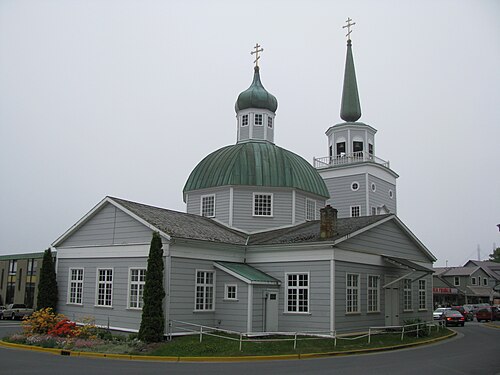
left=343, top=17, right=356, bottom=40
left=251, top=43, right=263, bottom=67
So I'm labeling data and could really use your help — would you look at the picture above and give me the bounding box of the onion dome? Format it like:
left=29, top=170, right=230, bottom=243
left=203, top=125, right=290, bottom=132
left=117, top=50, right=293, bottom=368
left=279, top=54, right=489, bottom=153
left=235, top=66, right=278, bottom=113
left=183, top=141, right=329, bottom=201
left=340, top=39, right=362, bottom=122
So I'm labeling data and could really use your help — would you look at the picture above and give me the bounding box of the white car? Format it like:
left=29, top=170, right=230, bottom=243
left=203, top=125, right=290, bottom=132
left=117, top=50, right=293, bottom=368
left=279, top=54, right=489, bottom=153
left=433, top=307, right=451, bottom=320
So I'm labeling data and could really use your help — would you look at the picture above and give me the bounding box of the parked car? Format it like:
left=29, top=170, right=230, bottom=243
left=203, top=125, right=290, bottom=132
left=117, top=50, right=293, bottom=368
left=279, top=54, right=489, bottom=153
left=1, top=304, right=34, bottom=320
left=442, top=310, right=465, bottom=327
left=451, top=306, right=474, bottom=321
left=433, top=307, right=451, bottom=320
left=475, top=307, right=493, bottom=322
left=491, top=306, right=500, bottom=321
left=0, top=306, right=5, bottom=319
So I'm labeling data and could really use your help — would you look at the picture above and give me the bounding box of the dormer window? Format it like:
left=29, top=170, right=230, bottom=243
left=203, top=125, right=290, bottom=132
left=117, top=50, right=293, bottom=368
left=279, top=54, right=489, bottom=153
left=255, top=114, right=263, bottom=126
left=267, top=117, right=273, bottom=128
left=242, top=114, right=248, bottom=126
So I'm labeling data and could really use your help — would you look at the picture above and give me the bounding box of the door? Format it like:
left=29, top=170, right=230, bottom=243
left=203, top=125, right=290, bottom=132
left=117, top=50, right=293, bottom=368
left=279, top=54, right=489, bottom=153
left=265, top=290, right=279, bottom=332
left=384, top=287, right=400, bottom=326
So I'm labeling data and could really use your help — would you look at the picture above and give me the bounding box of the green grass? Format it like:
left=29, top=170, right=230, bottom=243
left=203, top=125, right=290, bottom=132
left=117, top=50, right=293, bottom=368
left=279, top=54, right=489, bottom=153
left=147, top=328, right=452, bottom=357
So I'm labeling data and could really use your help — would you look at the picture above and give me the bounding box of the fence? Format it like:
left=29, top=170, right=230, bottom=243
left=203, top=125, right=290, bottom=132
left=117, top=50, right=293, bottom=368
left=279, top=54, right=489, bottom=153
left=169, top=319, right=443, bottom=352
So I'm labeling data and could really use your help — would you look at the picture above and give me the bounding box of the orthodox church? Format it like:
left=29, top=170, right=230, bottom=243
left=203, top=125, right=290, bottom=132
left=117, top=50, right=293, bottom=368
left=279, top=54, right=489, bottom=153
left=52, top=30, right=435, bottom=335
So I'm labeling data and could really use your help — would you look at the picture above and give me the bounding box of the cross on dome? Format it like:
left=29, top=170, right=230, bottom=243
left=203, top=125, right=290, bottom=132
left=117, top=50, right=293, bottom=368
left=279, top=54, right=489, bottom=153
left=343, top=17, right=356, bottom=40
left=251, top=43, right=263, bottom=67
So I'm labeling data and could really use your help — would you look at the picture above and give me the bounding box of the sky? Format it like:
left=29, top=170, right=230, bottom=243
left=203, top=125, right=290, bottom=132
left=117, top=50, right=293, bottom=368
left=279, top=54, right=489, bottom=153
left=0, top=0, right=499, bottom=267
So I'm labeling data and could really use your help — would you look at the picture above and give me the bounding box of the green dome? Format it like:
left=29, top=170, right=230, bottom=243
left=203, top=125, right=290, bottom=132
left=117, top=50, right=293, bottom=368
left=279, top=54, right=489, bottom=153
left=235, top=66, right=278, bottom=113
left=183, top=141, right=330, bottom=200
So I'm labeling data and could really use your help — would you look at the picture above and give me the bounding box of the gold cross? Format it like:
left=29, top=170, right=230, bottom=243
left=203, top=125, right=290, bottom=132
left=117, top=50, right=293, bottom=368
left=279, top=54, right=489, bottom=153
left=342, top=17, right=356, bottom=40
left=251, top=43, right=264, bottom=67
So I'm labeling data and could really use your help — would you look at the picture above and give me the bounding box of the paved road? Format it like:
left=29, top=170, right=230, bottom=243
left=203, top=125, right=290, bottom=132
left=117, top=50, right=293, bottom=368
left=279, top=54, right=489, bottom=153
left=1, top=321, right=499, bottom=375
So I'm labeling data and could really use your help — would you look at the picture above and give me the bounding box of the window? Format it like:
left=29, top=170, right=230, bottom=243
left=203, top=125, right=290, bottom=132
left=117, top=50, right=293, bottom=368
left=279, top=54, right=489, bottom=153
left=0, top=268, right=4, bottom=289
left=306, top=199, right=316, bottom=221
left=371, top=206, right=377, bottom=216
left=27, top=259, right=37, bottom=275
left=242, top=114, right=248, bottom=126
left=96, top=269, right=113, bottom=307
left=253, top=193, right=273, bottom=216
left=403, top=279, right=412, bottom=311
left=286, top=273, right=309, bottom=313
left=346, top=274, right=360, bottom=313
left=389, top=190, right=394, bottom=199
left=8, top=260, right=17, bottom=275
left=454, top=276, right=460, bottom=286
left=351, top=182, right=359, bottom=191
left=368, top=143, right=373, bottom=156
left=367, top=275, right=380, bottom=312
left=225, top=284, right=237, bottom=300
left=18, top=269, right=22, bottom=291
left=351, top=205, right=361, bottom=217
left=418, top=279, right=426, bottom=310
left=471, top=277, right=477, bottom=285
left=129, top=268, right=146, bottom=309
left=254, top=114, right=263, bottom=126
left=195, top=270, right=215, bottom=311
left=336, top=142, right=346, bottom=156
left=483, top=278, right=488, bottom=286
left=68, top=268, right=84, bottom=305
left=353, top=141, right=363, bottom=153
left=201, top=194, right=215, bottom=217
left=371, top=183, right=376, bottom=192
left=267, top=117, right=273, bottom=128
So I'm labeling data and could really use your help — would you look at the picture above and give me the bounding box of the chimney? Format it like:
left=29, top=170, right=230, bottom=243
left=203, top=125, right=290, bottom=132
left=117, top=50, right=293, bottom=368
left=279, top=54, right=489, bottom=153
left=320, top=205, right=338, bottom=239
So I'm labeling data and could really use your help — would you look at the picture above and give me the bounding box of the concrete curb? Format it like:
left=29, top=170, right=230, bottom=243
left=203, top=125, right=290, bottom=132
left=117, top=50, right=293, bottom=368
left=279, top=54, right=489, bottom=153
left=0, top=331, right=456, bottom=362
left=483, top=322, right=500, bottom=329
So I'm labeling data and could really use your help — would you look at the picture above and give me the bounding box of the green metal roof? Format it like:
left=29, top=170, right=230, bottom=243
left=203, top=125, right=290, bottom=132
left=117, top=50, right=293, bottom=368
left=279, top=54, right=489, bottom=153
left=214, top=261, right=280, bottom=285
left=183, top=141, right=330, bottom=200
left=340, top=39, right=362, bottom=122
left=235, top=66, right=278, bottom=113
left=0, top=251, right=45, bottom=261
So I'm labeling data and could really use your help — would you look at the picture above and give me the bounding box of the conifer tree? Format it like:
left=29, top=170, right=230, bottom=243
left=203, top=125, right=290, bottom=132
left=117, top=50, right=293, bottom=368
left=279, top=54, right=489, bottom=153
left=37, top=248, right=58, bottom=311
left=138, top=232, right=166, bottom=342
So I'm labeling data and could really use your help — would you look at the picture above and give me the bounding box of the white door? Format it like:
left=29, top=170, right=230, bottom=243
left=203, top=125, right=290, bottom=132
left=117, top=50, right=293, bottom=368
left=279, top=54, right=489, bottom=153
left=265, top=291, right=279, bottom=332
left=384, top=287, right=400, bottom=326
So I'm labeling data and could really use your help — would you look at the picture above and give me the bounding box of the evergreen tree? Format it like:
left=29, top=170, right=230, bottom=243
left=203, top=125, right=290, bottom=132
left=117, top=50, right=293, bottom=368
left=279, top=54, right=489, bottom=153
left=37, top=248, right=58, bottom=311
left=489, top=247, right=500, bottom=263
left=138, top=232, right=166, bottom=342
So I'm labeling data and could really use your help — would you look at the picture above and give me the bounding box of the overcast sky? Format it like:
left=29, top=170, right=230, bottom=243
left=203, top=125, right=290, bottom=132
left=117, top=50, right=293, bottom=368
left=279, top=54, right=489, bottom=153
left=1, top=0, right=499, bottom=267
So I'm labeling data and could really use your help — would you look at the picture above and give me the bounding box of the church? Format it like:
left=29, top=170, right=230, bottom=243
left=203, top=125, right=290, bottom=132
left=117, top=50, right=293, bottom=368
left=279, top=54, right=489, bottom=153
left=52, top=27, right=436, bottom=336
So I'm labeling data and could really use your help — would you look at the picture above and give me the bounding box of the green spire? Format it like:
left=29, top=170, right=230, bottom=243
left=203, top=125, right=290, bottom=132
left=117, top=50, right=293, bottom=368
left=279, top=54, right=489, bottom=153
left=340, top=39, right=361, bottom=122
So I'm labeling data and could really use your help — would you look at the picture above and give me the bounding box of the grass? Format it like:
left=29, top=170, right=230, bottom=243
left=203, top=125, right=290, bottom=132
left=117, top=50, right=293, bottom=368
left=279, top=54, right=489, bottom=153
left=147, top=328, right=452, bottom=357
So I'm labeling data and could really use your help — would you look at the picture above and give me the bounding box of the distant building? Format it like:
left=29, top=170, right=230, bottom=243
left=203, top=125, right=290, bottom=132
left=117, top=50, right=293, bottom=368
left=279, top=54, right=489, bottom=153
left=0, top=252, right=45, bottom=308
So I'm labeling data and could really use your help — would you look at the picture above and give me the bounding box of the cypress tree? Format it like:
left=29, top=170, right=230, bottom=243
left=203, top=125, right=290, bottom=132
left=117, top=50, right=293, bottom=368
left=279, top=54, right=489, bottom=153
left=37, top=248, right=58, bottom=311
left=138, top=232, right=166, bottom=342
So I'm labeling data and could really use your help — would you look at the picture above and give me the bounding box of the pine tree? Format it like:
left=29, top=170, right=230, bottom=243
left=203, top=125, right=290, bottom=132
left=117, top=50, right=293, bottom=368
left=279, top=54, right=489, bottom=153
left=138, top=232, right=166, bottom=342
left=37, top=248, right=58, bottom=311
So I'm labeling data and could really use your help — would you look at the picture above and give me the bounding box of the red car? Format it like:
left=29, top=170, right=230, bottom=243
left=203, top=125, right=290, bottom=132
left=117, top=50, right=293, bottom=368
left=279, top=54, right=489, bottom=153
left=442, top=310, right=465, bottom=327
left=451, top=306, right=473, bottom=321
left=475, top=307, right=493, bottom=322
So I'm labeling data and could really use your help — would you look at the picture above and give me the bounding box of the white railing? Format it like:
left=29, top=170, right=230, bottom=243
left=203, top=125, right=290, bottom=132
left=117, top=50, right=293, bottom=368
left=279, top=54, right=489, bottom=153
left=314, top=152, right=390, bottom=169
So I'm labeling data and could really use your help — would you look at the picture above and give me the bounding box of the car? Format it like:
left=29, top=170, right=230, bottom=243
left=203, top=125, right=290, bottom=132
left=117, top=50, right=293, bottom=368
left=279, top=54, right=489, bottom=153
left=433, top=307, right=451, bottom=320
left=0, top=306, right=5, bottom=319
left=451, top=306, right=474, bottom=321
left=442, top=310, right=465, bottom=327
left=1, top=303, right=34, bottom=320
left=475, top=307, right=493, bottom=322
left=491, top=306, right=500, bottom=321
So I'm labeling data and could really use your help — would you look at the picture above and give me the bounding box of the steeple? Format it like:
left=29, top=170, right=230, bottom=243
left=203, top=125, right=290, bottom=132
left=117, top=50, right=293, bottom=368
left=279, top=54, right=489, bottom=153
left=340, top=28, right=361, bottom=122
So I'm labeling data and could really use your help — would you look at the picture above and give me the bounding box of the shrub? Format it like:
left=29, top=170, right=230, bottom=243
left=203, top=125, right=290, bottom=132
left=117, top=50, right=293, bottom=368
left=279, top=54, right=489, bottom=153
left=76, top=316, right=99, bottom=339
left=403, top=318, right=429, bottom=337
left=37, top=248, right=58, bottom=311
left=48, top=319, right=79, bottom=338
left=22, top=308, right=66, bottom=335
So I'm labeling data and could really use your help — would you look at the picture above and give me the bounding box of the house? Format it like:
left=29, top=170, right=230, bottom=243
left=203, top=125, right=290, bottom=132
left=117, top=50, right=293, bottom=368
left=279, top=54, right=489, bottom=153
left=52, top=33, right=436, bottom=335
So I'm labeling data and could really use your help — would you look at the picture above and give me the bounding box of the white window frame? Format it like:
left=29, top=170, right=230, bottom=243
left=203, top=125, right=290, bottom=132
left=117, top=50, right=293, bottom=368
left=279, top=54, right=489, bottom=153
left=224, top=284, right=238, bottom=301
left=68, top=268, right=84, bottom=305
left=454, top=276, right=460, bottom=286
left=128, top=267, right=146, bottom=309
left=351, top=181, right=360, bottom=191
left=285, top=272, right=310, bottom=314
left=305, top=198, right=316, bottom=221
left=483, top=278, right=488, bottom=286
left=194, top=270, right=215, bottom=311
left=254, top=113, right=263, bottom=126
left=403, top=278, right=412, bottom=311
left=267, top=116, right=273, bottom=128
left=241, top=114, right=249, bottom=126
left=95, top=268, right=113, bottom=307
left=418, top=279, right=427, bottom=310
left=346, top=273, right=360, bottom=314
left=389, top=189, right=394, bottom=199
left=200, top=194, right=216, bottom=218
left=253, top=193, right=273, bottom=217
left=367, top=275, right=380, bottom=313
left=471, top=277, right=477, bottom=285
left=371, top=183, right=376, bottom=192
left=350, top=205, right=361, bottom=217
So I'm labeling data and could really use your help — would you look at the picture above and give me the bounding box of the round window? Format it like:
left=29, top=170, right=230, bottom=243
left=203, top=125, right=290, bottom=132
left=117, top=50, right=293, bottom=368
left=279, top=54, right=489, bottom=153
left=351, top=182, right=359, bottom=191
left=371, top=183, right=376, bottom=192
left=389, top=189, right=393, bottom=199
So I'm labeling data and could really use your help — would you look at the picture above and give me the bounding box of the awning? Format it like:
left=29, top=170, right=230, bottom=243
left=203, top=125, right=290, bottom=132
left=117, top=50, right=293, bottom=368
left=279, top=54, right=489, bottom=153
left=466, top=286, right=500, bottom=298
left=383, top=255, right=434, bottom=274
left=214, top=261, right=281, bottom=286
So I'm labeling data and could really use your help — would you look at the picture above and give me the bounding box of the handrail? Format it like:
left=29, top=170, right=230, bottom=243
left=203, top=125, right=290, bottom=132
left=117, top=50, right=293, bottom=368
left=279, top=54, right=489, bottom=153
left=313, top=152, right=390, bottom=169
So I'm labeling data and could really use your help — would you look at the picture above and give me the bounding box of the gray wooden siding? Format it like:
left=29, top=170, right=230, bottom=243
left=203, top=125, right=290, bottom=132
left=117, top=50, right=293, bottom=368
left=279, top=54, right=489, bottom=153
left=60, top=203, right=153, bottom=247
left=253, top=124, right=265, bottom=139
left=249, top=261, right=331, bottom=332
left=323, top=173, right=365, bottom=218
left=214, top=271, right=248, bottom=332
left=57, top=257, right=149, bottom=331
left=340, top=220, right=431, bottom=262
left=368, top=175, right=396, bottom=214
left=232, top=188, right=293, bottom=232
left=295, top=192, right=327, bottom=222
left=186, top=188, right=231, bottom=225
left=169, top=257, right=216, bottom=328
left=252, top=285, right=268, bottom=332
left=239, top=125, right=249, bottom=141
